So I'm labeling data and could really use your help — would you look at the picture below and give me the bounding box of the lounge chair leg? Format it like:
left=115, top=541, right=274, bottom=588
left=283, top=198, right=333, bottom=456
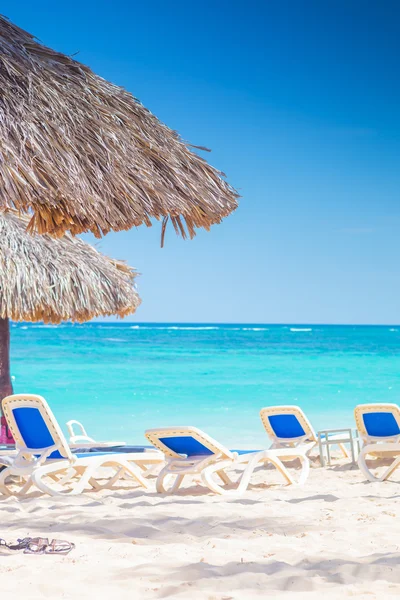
left=201, top=469, right=227, bottom=495
left=30, top=461, right=107, bottom=496
left=0, top=468, right=12, bottom=496
left=236, top=453, right=302, bottom=493
left=358, top=449, right=379, bottom=482
left=82, top=459, right=150, bottom=491
left=382, top=456, right=400, bottom=481
left=88, top=477, right=101, bottom=490
left=170, top=474, right=185, bottom=492
left=236, top=465, right=257, bottom=493
left=156, top=467, right=185, bottom=494
left=122, top=460, right=150, bottom=489
left=338, top=443, right=349, bottom=458
left=56, top=468, right=78, bottom=487
left=140, top=463, right=161, bottom=478
left=297, top=454, right=310, bottom=485
left=97, top=466, right=127, bottom=490
left=156, top=467, right=169, bottom=493
left=217, top=470, right=232, bottom=485
left=201, top=460, right=237, bottom=495
left=236, top=453, right=271, bottom=493
left=0, top=468, right=35, bottom=497
left=359, top=447, right=400, bottom=483
left=266, top=456, right=294, bottom=485
left=17, top=478, right=34, bottom=496
left=357, top=448, right=397, bottom=482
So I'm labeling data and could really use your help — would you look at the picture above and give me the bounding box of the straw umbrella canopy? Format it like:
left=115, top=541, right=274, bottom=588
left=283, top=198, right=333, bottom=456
left=0, top=211, right=141, bottom=401
left=0, top=16, right=238, bottom=242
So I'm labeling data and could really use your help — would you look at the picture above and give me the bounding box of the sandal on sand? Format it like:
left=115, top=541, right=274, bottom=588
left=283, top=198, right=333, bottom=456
left=0, top=537, right=75, bottom=555
left=0, top=537, right=33, bottom=551
left=24, top=538, right=50, bottom=554
left=45, top=539, right=75, bottom=555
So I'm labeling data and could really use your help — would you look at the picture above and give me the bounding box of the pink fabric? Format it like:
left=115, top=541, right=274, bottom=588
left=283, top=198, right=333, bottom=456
left=0, top=416, right=14, bottom=445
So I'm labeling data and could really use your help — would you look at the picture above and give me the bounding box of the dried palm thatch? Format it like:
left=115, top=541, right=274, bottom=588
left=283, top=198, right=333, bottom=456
left=0, top=211, right=141, bottom=323
left=0, top=16, right=238, bottom=241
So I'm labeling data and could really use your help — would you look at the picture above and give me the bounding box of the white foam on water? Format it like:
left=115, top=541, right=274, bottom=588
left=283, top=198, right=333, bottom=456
left=130, top=326, right=220, bottom=330
left=290, top=328, right=312, bottom=332
left=130, top=325, right=271, bottom=332
left=22, top=324, right=64, bottom=328
left=168, top=326, right=220, bottom=330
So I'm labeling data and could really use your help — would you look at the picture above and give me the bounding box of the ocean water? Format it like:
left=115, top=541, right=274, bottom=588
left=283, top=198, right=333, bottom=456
left=9, top=323, right=400, bottom=448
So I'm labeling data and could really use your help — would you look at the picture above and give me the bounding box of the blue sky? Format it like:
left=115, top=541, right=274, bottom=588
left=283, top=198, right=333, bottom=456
left=5, top=1, right=400, bottom=323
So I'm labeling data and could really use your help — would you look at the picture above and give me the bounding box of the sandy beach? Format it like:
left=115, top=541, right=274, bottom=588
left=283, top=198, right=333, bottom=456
left=0, top=456, right=399, bottom=599
left=0, top=3, right=398, bottom=600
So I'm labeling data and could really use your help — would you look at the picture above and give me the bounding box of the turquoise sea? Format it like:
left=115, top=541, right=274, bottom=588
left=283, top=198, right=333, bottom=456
left=9, top=323, right=400, bottom=448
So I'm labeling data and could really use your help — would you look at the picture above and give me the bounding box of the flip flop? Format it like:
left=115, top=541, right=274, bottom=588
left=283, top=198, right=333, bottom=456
left=45, top=539, right=75, bottom=555
left=0, top=537, right=34, bottom=551
left=23, top=537, right=49, bottom=554
left=0, top=536, right=75, bottom=555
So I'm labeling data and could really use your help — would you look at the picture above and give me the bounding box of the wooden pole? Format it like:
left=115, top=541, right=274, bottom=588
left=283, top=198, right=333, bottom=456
left=0, top=318, right=13, bottom=412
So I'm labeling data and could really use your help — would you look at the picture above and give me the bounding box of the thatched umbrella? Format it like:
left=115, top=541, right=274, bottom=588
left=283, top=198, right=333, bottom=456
left=0, top=16, right=238, bottom=242
left=0, top=211, right=141, bottom=401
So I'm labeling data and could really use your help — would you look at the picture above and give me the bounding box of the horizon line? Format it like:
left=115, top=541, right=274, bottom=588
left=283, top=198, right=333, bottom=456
left=13, top=321, right=400, bottom=327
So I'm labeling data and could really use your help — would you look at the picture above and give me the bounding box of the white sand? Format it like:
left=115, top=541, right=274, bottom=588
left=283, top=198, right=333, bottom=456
left=0, top=458, right=400, bottom=599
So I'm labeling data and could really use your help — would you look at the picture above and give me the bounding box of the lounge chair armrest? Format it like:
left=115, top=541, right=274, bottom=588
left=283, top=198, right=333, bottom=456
left=66, top=420, right=93, bottom=444
left=14, top=445, right=71, bottom=467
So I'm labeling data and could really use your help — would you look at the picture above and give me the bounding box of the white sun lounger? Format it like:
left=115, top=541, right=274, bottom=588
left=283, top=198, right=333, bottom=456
left=260, top=405, right=349, bottom=461
left=355, top=403, right=400, bottom=482
left=145, top=425, right=310, bottom=495
left=66, top=419, right=161, bottom=478
left=66, top=419, right=126, bottom=449
left=0, top=394, right=164, bottom=497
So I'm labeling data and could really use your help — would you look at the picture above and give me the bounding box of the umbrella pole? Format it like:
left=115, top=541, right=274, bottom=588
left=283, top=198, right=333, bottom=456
left=0, top=318, right=13, bottom=410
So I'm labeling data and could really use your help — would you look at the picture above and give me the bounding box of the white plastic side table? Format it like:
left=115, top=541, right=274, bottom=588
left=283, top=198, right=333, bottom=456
left=317, top=428, right=360, bottom=467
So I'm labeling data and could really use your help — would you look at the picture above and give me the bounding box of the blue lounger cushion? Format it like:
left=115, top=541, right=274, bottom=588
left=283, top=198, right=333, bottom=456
left=158, top=435, right=261, bottom=458
left=13, top=407, right=63, bottom=459
left=12, top=408, right=132, bottom=461
left=363, top=412, right=400, bottom=437
left=268, top=414, right=306, bottom=438
left=159, top=436, right=214, bottom=457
